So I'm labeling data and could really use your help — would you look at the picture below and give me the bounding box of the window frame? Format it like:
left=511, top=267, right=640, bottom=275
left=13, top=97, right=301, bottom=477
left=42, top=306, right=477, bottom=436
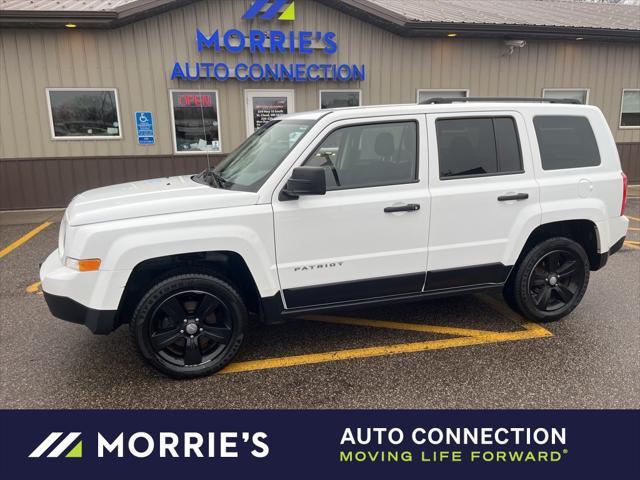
left=318, top=89, right=362, bottom=110
left=169, top=88, right=223, bottom=155
left=619, top=88, right=640, bottom=130
left=46, top=87, right=122, bottom=141
left=416, top=88, right=469, bottom=104
left=435, top=115, right=525, bottom=181
left=542, top=88, right=590, bottom=105
left=302, top=119, right=420, bottom=192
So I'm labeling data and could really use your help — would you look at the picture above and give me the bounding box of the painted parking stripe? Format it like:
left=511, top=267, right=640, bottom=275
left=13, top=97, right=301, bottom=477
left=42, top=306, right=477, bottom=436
left=220, top=295, right=552, bottom=375
left=302, top=314, right=501, bottom=337
left=626, top=215, right=640, bottom=222
left=26, top=281, right=42, bottom=294
left=0, top=221, right=52, bottom=258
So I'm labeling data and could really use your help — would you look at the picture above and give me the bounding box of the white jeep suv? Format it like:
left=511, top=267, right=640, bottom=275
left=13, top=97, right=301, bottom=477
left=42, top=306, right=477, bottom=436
left=40, top=98, right=629, bottom=378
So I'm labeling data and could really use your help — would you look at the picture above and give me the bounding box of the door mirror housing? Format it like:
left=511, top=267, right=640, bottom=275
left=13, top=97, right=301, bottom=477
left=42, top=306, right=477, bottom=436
left=282, top=166, right=327, bottom=199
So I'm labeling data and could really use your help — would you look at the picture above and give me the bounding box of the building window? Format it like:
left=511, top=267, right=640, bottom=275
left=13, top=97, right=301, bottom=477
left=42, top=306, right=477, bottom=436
left=543, top=88, right=589, bottom=104
left=170, top=90, right=221, bottom=153
left=319, top=90, right=361, bottom=109
left=435, top=117, right=523, bottom=179
left=46, top=88, right=121, bottom=139
left=533, top=116, right=600, bottom=170
left=417, top=89, right=468, bottom=104
left=620, top=89, right=640, bottom=128
left=305, top=121, right=417, bottom=190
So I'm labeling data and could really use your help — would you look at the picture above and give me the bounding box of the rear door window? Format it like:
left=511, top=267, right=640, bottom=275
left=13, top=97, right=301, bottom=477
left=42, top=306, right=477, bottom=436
left=436, top=117, right=523, bottom=179
left=533, top=116, right=600, bottom=170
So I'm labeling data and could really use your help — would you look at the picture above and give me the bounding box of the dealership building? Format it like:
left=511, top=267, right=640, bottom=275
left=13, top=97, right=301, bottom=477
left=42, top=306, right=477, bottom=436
left=0, top=0, right=639, bottom=210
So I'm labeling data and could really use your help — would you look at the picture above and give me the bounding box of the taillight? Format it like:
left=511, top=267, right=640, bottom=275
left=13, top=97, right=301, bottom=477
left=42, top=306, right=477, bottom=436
left=621, top=171, right=628, bottom=216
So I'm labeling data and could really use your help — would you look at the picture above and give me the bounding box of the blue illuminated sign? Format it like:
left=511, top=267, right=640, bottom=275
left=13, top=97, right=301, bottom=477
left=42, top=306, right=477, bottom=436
left=135, top=111, right=154, bottom=145
left=170, top=5, right=366, bottom=83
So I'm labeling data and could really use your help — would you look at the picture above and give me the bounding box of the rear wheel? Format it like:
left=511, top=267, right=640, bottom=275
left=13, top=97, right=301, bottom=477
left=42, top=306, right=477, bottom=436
left=511, top=237, right=589, bottom=322
left=130, top=273, right=246, bottom=378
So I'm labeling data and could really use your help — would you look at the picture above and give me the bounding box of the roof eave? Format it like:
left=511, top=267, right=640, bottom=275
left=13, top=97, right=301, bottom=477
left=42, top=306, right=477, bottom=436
left=317, top=0, right=640, bottom=42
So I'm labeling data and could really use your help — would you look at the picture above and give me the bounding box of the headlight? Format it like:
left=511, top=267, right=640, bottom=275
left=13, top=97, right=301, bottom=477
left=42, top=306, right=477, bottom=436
left=64, top=257, right=101, bottom=272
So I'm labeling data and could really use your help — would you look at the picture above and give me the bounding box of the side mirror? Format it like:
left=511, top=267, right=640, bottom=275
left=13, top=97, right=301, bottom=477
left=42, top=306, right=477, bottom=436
left=281, top=166, right=327, bottom=199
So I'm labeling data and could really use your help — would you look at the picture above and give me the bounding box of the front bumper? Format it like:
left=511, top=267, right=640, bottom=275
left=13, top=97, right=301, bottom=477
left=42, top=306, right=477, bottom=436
left=40, top=249, right=125, bottom=334
left=43, top=291, right=117, bottom=334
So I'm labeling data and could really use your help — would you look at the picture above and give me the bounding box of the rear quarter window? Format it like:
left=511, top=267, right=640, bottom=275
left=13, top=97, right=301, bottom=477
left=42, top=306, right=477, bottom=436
left=533, top=116, right=600, bottom=170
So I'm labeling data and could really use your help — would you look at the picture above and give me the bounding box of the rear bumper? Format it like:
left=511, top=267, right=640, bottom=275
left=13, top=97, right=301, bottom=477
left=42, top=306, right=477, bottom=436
left=43, top=291, right=117, bottom=334
left=593, top=235, right=626, bottom=270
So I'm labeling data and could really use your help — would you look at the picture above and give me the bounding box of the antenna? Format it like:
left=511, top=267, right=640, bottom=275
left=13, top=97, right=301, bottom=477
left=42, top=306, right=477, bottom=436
left=197, top=81, right=212, bottom=174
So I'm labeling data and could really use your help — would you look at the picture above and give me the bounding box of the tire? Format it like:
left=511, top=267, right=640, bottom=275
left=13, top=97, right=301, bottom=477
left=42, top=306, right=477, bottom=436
left=129, top=273, right=247, bottom=379
left=511, top=237, right=590, bottom=323
left=502, top=276, right=521, bottom=314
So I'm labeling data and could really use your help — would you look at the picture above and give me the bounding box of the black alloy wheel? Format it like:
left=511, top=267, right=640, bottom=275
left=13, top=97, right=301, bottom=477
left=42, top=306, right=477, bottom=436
left=130, top=274, right=247, bottom=378
left=527, top=250, right=585, bottom=313
left=510, top=237, right=590, bottom=322
left=150, top=290, right=232, bottom=367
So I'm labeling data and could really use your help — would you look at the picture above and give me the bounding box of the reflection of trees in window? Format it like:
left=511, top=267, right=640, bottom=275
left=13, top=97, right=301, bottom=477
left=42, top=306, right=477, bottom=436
left=321, top=91, right=360, bottom=109
left=49, top=90, right=119, bottom=137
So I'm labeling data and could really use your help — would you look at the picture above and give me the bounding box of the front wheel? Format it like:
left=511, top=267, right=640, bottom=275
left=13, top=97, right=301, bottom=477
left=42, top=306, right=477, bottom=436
left=511, top=237, right=590, bottom=322
left=130, top=273, right=247, bottom=378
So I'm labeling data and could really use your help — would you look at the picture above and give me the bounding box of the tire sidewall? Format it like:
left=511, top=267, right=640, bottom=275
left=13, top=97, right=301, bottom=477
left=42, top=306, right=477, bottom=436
left=130, top=274, right=247, bottom=378
left=514, top=237, right=590, bottom=322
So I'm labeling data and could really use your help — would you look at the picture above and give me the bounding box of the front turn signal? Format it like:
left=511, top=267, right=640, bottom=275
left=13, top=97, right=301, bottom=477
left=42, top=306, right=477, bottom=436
left=64, top=257, right=101, bottom=272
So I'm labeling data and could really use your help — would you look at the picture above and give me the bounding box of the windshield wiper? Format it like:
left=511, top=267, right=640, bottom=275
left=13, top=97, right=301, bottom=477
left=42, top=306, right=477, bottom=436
left=201, top=169, right=231, bottom=189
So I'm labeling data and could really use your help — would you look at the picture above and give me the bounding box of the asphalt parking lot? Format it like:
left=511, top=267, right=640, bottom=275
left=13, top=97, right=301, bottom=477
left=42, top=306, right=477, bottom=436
left=1, top=195, right=639, bottom=409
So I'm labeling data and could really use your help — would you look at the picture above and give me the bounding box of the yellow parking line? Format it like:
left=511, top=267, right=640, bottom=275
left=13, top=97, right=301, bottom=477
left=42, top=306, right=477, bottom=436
left=625, top=240, right=640, bottom=245
left=26, top=281, right=42, bottom=294
left=624, top=242, right=640, bottom=250
left=628, top=227, right=640, bottom=232
left=0, top=222, right=52, bottom=258
left=626, top=215, right=640, bottom=222
left=302, top=314, right=500, bottom=337
left=475, top=294, right=552, bottom=336
left=220, top=295, right=552, bottom=375
left=221, top=328, right=550, bottom=374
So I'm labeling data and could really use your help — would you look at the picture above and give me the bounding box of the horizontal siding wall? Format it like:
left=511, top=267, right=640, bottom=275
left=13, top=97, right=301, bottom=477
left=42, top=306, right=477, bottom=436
left=1, top=0, right=639, bottom=209
left=619, top=143, right=640, bottom=182
left=0, top=155, right=223, bottom=210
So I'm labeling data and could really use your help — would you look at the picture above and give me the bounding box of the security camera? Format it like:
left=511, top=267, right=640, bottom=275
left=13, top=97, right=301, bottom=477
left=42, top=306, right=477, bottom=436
left=504, top=40, right=527, bottom=55
left=505, top=40, right=527, bottom=48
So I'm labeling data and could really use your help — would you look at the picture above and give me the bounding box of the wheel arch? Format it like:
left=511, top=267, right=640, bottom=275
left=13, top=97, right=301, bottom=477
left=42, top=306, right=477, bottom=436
left=117, top=251, right=263, bottom=328
left=511, top=219, right=601, bottom=275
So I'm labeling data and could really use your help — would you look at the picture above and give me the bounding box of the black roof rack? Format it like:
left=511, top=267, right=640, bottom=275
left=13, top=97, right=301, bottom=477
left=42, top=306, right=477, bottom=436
left=421, top=97, right=582, bottom=105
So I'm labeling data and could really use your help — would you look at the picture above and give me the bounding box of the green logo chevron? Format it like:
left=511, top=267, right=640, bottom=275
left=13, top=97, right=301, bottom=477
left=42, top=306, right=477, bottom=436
left=65, top=440, right=83, bottom=458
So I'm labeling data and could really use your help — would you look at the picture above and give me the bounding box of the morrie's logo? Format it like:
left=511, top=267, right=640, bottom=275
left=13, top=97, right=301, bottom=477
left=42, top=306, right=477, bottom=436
left=243, top=0, right=296, bottom=21
left=29, top=432, right=83, bottom=459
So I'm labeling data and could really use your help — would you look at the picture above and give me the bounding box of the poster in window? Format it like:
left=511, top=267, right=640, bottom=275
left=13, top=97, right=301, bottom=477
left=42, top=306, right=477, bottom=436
left=252, top=97, right=288, bottom=130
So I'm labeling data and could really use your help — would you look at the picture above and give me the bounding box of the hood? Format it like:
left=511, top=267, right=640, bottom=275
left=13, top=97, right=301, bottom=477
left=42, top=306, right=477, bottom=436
left=66, top=175, right=259, bottom=226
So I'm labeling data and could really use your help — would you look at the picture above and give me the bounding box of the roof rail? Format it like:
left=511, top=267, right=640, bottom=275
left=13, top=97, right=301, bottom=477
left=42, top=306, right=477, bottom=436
left=421, top=97, right=582, bottom=105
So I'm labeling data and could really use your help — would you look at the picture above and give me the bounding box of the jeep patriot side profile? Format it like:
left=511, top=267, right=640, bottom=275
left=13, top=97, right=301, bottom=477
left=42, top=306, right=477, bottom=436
left=40, top=99, right=629, bottom=378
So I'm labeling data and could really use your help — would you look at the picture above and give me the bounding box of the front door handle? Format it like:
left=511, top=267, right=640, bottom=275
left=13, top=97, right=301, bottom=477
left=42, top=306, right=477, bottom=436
left=497, top=193, right=529, bottom=202
left=384, top=203, right=420, bottom=213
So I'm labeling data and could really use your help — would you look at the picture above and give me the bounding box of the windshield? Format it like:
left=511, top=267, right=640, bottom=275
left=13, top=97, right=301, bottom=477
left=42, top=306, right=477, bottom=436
left=200, top=120, right=315, bottom=192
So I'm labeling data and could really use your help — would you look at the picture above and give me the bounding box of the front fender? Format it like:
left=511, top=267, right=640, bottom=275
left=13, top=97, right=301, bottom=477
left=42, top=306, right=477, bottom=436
left=66, top=205, right=279, bottom=301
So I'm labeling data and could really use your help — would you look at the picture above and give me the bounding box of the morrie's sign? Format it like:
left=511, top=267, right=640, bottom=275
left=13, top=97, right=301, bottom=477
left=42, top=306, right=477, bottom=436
left=170, top=2, right=366, bottom=82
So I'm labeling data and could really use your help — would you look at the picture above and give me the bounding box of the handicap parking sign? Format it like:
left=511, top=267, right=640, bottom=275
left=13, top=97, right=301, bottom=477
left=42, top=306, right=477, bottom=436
left=135, top=111, right=154, bottom=145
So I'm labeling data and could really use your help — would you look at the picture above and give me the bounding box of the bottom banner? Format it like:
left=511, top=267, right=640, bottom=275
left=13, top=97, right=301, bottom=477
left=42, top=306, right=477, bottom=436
left=1, top=410, right=638, bottom=478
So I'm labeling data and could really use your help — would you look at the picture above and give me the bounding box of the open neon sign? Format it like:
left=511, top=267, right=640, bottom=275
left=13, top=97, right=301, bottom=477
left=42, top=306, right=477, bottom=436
left=177, top=94, right=213, bottom=107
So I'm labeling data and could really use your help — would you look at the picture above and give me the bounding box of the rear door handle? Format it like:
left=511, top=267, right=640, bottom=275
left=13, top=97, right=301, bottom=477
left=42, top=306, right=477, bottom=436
left=384, top=203, right=420, bottom=213
left=497, top=193, right=529, bottom=202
